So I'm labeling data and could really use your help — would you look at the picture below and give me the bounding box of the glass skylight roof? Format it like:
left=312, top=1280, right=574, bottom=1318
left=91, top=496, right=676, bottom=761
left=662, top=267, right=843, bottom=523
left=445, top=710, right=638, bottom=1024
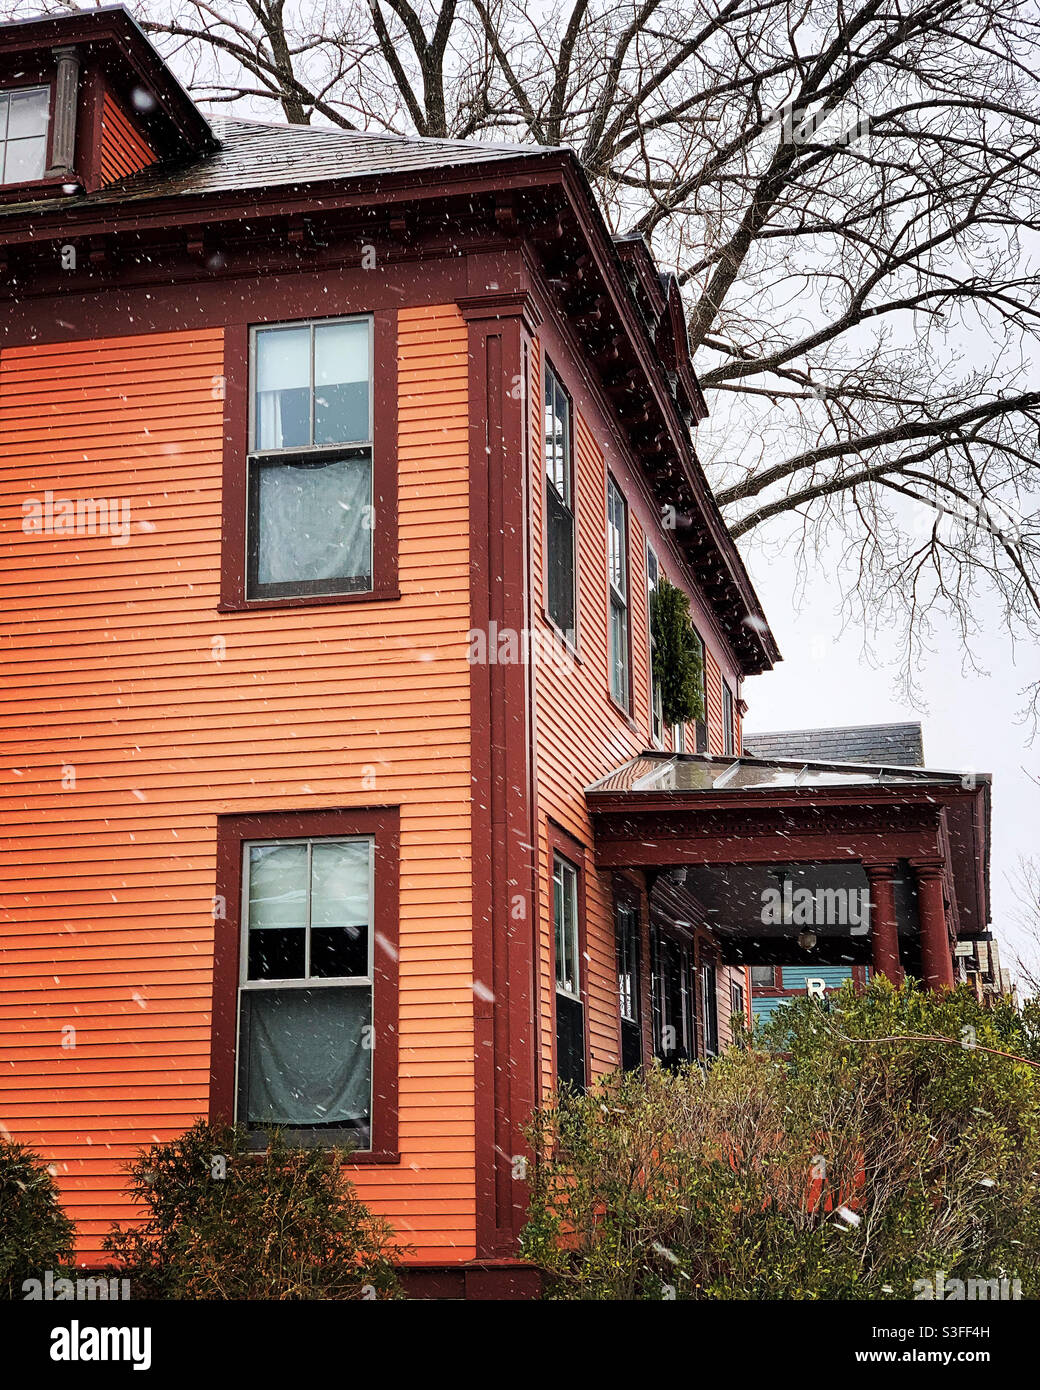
left=587, top=753, right=968, bottom=797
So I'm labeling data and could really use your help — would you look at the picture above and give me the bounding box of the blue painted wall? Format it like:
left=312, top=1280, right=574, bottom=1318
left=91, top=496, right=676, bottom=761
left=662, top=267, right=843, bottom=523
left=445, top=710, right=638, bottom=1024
left=752, top=966, right=867, bottom=1024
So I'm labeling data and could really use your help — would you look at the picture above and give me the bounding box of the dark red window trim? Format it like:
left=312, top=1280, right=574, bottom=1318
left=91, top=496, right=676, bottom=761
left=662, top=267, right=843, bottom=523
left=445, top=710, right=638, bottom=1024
left=218, top=309, right=400, bottom=612
left=547, top=819, right=590, bottom=1089
left=211, top=806, right=400, bottom=1164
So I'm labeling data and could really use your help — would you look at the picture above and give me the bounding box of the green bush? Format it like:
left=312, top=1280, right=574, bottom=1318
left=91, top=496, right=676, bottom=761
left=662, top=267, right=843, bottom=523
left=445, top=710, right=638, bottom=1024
left=522, top=980, right=1040, bottom=1299
left=104, top=1121, right=402, bottom=1299
left=0, top=1139, right=76, bottom=1299
left=650, top=576, right=705, bottom=726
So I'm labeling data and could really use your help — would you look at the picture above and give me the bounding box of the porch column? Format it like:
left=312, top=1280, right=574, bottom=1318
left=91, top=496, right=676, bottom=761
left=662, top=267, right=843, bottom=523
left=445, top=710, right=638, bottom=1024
left=913, top=860, right=955, bottom=990
left=863, top=863, right=903, bottom=986
left=46, top=47, right=81, bottom=177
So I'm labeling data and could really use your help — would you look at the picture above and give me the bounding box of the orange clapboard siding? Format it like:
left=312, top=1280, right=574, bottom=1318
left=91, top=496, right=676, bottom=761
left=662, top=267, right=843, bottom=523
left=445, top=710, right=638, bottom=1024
left=529, top=327, right=749, bottom=1092
left=98, top=92, right=157, bottom=184
left=705, top=645, right=725, bottom=751
left=0, top=305, right=477, bottom=1264
left=530, top=344, right=649, bottom=1091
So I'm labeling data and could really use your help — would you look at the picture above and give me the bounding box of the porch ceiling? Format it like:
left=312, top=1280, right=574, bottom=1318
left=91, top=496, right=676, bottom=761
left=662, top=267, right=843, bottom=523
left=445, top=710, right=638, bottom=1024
left=587, top=752, right=991, bottom=936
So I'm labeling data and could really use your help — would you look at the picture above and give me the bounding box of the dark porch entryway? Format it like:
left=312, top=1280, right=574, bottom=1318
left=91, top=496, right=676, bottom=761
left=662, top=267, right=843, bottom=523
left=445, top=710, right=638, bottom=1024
left=590, top=752, right=991, bottom=1000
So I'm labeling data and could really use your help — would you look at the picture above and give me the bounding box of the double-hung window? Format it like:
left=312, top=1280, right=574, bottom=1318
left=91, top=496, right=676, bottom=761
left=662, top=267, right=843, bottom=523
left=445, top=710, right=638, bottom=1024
left=701, top=956, right=719, bottom=1057
left=553, top=852, right=585, bottom=1091
left=607, top=476, right=630, bottom=709
left=730, top=979, right=745, bottom=1022
left=248, top=317, right=373, bottom=599
left=722, top=680, right=736, bottom=756
left=0, top=86, right=49, bottom=185
left=544, top=364, right=575, bottom=638
left=694, top=630, right=709, bottom=753
left=214, top=809, right=398, bottom=1159
left=646, top=544, right=663, bottom=743
left=615, top=899, right=642, bottom=1071
left=237, top=835, right=374, bottom=1144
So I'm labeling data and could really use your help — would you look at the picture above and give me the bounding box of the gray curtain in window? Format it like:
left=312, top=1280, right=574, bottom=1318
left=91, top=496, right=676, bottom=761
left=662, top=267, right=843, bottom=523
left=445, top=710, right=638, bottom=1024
left=256, top=456, right=372, bottom=586
left=242, top=986, right=371, bottom=1126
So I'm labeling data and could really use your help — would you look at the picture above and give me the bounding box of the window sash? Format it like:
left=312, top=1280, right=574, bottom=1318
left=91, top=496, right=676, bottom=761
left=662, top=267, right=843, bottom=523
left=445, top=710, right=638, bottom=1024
left=236, top=834, right=375, bottom=1140
left=239, top=835, right=374, bottom=989
left=607, top=478, right=627, bottom=600
left=0, top=87, right=50, bottom=186
left=249, top=317, right=373, bottom=455
left=544, top=365, right=576, bottom=635
left=610, top=595, right=629, bottom=707
left=608, top=478, right=629, bottom=707
left=616, top=905, right=640, bottom=1023
left=545, top=482, right=576, bottom=636
left=693, top=630, right=709, bottom=751
left=245, top=448, right=374, bottom=600
left=722, top=682, right=736, bottom=756
left=544, top=366, right=572, bottom=505
left=236, top=984, right=372, bottom=1138
left=646, top=544, right=663, bottom=744
left=246, top=317, right=375, bottom=601
left=702, top=960, right=719, bottom=1055
left=553, top=855, right=580, bottom=999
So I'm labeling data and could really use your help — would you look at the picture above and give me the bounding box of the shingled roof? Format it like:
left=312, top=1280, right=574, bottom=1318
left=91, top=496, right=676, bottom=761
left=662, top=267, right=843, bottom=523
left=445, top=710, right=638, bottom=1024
left=0, top=115, right=544, bottom=217
left=742, top=722, right=925, bottom=767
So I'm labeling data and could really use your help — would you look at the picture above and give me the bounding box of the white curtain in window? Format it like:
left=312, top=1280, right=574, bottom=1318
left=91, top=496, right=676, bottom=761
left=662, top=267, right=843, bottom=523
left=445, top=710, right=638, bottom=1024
left=255, top=326, right=310, bottom=450
left=256, top=456, right=372, bottom=586
left=248, top=842, right=307, bottom=929
left=310, top=840, right=370, bottom=926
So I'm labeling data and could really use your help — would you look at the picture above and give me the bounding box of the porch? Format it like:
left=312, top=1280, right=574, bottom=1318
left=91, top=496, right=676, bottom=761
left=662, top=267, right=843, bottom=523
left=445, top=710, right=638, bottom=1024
left=587, top=753, right=991, bottom=1055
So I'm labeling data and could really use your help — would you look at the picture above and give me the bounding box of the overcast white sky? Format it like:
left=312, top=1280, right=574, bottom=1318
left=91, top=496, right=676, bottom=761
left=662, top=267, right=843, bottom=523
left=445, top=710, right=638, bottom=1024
left=741, top=528, right=1040, bottom=985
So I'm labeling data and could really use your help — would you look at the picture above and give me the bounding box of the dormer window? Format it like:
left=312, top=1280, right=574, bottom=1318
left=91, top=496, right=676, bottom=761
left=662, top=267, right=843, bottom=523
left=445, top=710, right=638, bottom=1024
left=0, top=85, right=49, bottom=185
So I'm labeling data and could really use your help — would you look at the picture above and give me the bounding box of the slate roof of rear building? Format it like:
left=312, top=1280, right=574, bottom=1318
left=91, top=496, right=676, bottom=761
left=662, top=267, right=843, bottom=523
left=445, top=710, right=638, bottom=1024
left=742, top=722, right=925, bottom=767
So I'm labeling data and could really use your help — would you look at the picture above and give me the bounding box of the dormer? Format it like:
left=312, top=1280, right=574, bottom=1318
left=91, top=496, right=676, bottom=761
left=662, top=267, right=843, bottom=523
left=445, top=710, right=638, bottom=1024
left=0, top=3, right=212, bottom=202
left=613, top=233, right=708, bottom=427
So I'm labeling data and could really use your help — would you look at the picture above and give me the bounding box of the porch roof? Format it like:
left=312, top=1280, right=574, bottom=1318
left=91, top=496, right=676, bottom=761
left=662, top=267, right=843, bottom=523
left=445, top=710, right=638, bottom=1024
left=586, top=752, right=991, bottom=937
left=586, top=751, right=958, bottom=797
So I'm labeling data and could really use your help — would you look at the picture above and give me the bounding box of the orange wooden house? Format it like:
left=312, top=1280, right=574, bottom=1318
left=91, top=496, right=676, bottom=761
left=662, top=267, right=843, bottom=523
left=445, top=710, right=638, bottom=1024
left=0, top=7, right=992, bottom=1298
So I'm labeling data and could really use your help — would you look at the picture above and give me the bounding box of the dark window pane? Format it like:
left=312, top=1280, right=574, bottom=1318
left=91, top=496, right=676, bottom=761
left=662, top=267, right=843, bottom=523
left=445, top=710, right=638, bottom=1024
left=315, top=383, right=369, bottom=445
left=546, top=487, right=575, bottom=635
left=702, top=961, right=719, bottom=1055
left=258, top=387, right=310, bottom=451
left=310, top=924, right=368, bottom=979
left=555, top=992, right=585, bottom=1091
left=610, top=597, right=628, bottom=705
left=248, top=926, right=305, bottom=980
